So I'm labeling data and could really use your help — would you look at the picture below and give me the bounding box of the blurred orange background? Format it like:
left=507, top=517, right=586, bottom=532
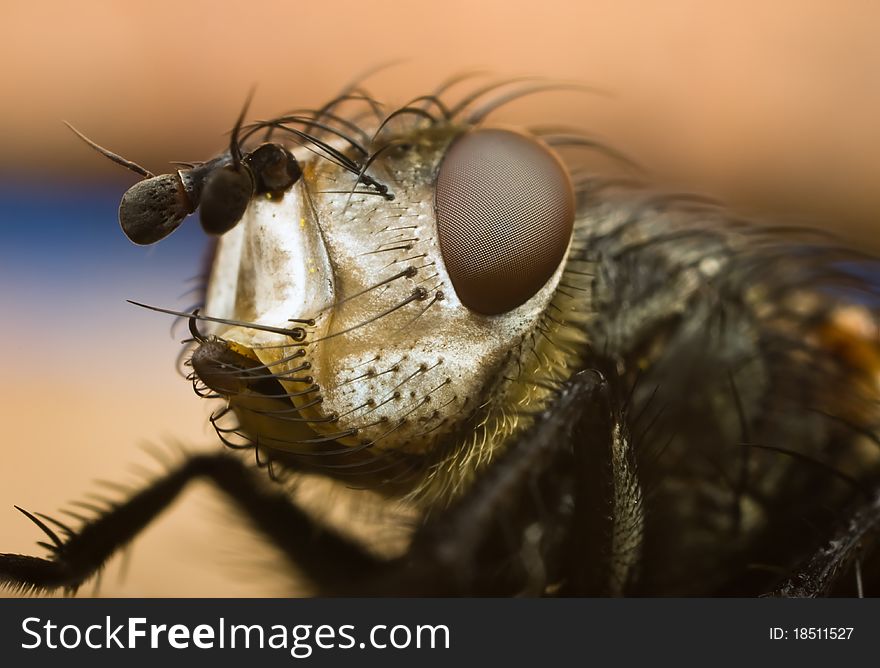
left=1, top=0, right=879, bottom=596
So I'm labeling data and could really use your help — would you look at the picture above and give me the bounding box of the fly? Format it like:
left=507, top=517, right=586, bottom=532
left=2, top=73, right=879, bottom=596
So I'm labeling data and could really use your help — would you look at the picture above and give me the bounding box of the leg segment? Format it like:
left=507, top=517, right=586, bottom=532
left=0, top=453, right=383, bottom=595
left=2, top=369, right=641, bottom=596
left=774, top=491, right=880, bottom=597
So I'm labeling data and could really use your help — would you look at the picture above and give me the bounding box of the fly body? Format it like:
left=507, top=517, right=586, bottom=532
left=2, top=75, right=879, bottom=596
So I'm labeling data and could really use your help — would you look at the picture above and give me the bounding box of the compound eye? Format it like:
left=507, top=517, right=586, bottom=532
left=434, top=129, right=575, bottom=315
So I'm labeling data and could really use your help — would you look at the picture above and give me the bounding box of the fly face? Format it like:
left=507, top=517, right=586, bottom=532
left=198, top=121, right=584, bottom=482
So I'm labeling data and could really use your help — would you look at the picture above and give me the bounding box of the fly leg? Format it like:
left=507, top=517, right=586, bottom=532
left=0, top=453, right=385, bottom=595
left=773, top=491, right=880, bottom=597
left=371, top=367, right=644, bottom=596
left=0, top=369, right=643, bottom=597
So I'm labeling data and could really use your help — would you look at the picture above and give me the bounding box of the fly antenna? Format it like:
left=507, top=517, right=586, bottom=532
left=63, top=121, right=154, bottom=178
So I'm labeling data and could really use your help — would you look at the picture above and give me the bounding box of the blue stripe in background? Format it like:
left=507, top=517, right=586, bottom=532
left=0, top=177, right=212, bottom=344
left=0, top=177, right=206, bottom=282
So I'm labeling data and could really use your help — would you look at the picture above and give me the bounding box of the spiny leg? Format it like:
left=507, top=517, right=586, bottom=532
left=773, top=490, right=880, bottom=597
left=1, top=369, right=641, bottom=597
left=0, top=453, right=384, bottom=595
